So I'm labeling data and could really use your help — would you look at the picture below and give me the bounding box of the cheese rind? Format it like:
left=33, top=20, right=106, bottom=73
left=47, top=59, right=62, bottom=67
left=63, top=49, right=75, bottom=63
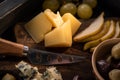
left=25, top=12, right=52, bottom=43
left=44, top=9, right=64, bottom=28
left=62, top=13, right=81, bottom=36
left=45, top=20, right=72, bottom=47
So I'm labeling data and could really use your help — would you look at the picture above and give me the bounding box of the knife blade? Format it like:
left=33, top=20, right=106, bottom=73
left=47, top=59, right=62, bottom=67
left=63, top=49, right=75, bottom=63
left=0, top=38, right=85, bottom=65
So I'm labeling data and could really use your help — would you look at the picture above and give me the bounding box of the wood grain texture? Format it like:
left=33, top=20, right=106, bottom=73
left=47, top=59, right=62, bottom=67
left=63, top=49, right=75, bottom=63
left=0, top=38, right=24, bottom=56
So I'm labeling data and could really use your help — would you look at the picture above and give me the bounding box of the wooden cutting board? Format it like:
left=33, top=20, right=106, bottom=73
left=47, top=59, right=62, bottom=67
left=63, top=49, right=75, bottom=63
left=0, top=19, right=96, bottom=80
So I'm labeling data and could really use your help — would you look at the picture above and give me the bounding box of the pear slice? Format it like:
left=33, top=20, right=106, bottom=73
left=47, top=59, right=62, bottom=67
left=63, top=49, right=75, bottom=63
left=74, top=12, right=104, bottom=42
left=112, top=21, right=120, bottom=38
left=90, top=47, right=96, bottom=52
left=83, top=39, right=101, bottom=51
left=83, top=20, right=115, bottom=50
left=82, top=20, right=111, bottom=42
left=90, top=21, right=117, bottom=52
left=101, top=20, right=115, bottom=41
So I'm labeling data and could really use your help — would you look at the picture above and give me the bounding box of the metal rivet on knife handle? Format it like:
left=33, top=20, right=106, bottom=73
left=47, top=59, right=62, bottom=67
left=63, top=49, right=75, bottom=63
left=47, top=55, right=52, bottom=62
left=69, top=56, right=73, bottom=62
left=57, top=56, right=62, bottom=62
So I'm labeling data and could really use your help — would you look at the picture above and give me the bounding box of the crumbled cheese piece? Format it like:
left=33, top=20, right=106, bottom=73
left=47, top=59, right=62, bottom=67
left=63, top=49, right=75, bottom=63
left=16, top=61, right=63, bottom=80
left=43, top=66, right=63, bottom=80
left=15, top=61, right=43, bottom=80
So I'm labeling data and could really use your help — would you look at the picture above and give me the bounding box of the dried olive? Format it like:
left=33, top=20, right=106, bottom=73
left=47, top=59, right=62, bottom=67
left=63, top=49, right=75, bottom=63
left=112, top=42, right=120, bottom=59
left=109, top=69, right=120, bottom=80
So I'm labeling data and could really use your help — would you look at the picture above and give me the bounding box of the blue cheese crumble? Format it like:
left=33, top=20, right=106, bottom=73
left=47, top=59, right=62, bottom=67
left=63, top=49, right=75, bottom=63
left=16, top=61, right=63, bottom=80
left=43, top=67, right=63, bottom=80
left=15, top=61, right=43, bottom=80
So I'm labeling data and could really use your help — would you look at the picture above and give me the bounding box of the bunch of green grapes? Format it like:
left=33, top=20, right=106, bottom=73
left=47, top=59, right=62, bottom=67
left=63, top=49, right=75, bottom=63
left=42, top=0, right=97, bottom=19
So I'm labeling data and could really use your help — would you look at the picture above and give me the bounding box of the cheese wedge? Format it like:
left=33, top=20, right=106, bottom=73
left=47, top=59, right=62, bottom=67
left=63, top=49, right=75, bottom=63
left=25, top=12, right=52, bottom=43
left=62, top=13, right=81, bottom=36
left=44, top=9, right=64, bottom=28
left=45, top=20, right=72, bottom=47
left=74, top=12, right=104, bottom=42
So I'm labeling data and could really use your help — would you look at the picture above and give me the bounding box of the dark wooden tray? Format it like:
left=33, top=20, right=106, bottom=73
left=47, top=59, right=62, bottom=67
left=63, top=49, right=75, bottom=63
left=0, top=19, right=96, bottom=80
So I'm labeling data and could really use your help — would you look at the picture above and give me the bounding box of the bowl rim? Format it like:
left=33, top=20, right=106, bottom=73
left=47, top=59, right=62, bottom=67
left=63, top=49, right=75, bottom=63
left=92, top=38, right=120, bottom=80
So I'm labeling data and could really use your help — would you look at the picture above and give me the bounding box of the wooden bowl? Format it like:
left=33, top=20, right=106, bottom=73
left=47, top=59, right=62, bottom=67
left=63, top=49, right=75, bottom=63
left=92, top=38, right=120, bottom=80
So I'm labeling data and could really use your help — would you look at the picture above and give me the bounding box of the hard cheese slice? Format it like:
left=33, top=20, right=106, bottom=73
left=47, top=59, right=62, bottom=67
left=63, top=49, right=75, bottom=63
left=25, top=12, right=52, bottom=43
left=45, top=20, right=72, bottom=47
left=62, top=13, right=81, bottom=36
left=44, top=9, right=64, bottom=28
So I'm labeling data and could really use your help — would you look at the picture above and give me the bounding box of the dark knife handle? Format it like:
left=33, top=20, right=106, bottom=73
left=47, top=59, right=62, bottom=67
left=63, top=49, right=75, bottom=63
left=0, top=38, right=24, bottom=56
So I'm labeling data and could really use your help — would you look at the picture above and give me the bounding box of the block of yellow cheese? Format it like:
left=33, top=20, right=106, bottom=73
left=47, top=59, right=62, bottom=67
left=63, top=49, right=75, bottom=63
left=62, top=13, right=81, bottom=36
left=45, top=20, right=72, bottom=47
left=44, top=9, right=64, bottom=28
left=25, top=12, right=52, bottom=43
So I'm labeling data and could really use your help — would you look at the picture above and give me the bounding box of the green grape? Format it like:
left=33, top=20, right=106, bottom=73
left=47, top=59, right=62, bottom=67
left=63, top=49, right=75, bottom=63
left=72, top=0, right=79, bottom=3
left=83, top=0, right=97, bottom=8
left=42, top=0, right=60, bottom=12
left=59, top=0, right=72, bottom=4
left=60, top=3, right=77, bottom=16
left=77, top=3, right=93, bottom=19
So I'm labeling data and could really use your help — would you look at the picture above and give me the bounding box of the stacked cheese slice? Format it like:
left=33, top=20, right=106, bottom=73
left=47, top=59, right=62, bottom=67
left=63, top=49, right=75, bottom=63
left=25, top=9, right=81, bottom=47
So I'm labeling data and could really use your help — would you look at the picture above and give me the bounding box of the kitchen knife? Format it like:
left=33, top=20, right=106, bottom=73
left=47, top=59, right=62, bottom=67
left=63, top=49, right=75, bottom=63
left=0, top=38, right=85, bottom=65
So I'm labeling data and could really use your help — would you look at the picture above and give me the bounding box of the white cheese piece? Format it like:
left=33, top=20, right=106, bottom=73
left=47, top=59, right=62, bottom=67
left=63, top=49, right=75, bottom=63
left=15, top=61, right=43, bottom=80
left=43, top=66, right=63, bottom=80
left=16, top=61, right=63, bottom=80
left=25, top=12, right=52, bottom=43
